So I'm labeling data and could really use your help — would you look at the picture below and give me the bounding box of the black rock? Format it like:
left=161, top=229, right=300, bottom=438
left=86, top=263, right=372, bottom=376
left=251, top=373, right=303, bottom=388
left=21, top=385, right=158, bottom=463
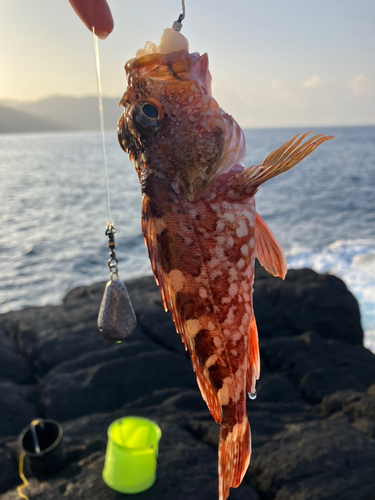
left=0, top=381, right=39, bottom=437
left=0, top=268, right=374, bottom=500
left=0, top=439, right=19, bottom=495
left=0, top=327, right=34, bottom=384
left=41, top=348, right=197, bottom=422
left=317, top=389, right=375, bottom=438
left=260, top=330, right=372, bottom=404
left=254, top=266, right=364, bottom=344
left=248, top=417, right=375, bottom=500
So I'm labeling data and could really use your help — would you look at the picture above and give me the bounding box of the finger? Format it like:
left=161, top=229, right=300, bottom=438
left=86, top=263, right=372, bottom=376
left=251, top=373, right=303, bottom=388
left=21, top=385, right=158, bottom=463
left=68, top=0, right=114, bottom=39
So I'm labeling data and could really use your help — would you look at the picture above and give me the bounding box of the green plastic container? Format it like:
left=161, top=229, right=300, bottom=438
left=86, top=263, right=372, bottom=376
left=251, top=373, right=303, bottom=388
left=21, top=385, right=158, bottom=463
left=102, top=417, right=162, bottom=494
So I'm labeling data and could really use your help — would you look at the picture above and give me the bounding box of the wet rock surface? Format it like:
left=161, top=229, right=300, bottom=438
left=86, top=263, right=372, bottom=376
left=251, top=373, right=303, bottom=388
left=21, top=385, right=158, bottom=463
left=0, top=267, right=374, bottom=500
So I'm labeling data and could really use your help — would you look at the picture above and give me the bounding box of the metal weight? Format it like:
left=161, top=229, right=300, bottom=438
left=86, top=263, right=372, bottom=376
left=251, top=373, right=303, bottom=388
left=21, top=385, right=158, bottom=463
left=98, top=279, right=137, bottom=341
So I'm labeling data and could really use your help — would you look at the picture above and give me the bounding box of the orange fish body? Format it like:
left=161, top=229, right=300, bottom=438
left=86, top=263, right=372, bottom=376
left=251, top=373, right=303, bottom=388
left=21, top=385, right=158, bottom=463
left=118, top=47, right=332, bottom=500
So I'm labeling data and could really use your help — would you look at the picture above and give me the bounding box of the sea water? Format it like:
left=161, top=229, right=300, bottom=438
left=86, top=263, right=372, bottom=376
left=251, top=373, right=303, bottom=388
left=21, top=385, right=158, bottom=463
left=0, top=126, right=374, bottom=350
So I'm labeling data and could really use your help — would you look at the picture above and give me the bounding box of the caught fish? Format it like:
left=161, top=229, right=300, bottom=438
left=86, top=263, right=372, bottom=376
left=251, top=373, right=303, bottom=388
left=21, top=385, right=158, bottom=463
left=118, top=28, right=333, bottom=500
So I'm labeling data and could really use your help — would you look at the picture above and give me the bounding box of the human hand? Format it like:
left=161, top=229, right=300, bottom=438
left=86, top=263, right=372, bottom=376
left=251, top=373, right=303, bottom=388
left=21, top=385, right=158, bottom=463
left=68, top=0, right=114, bottom=39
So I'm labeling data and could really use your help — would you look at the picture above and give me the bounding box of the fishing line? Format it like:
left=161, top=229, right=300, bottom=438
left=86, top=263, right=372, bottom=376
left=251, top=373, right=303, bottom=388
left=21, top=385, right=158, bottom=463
left=92, top=29, right=136, bottom=342
left=93, top=27, right=112, bottom=224
left=172, top=0, right=186, bottom=31
left=95, top=0, right=186, bottom=341
left=180, top=0, right=186, bottom=19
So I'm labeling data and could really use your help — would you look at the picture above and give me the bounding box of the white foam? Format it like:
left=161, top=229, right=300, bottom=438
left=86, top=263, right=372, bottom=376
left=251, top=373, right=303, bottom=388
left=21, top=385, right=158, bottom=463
left=286, top=239, right=375, bottom=353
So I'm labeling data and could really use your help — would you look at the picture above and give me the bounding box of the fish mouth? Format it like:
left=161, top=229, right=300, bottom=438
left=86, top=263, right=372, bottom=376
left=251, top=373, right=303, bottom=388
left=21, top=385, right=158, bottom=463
left=117, top=113, right=127, bottom=152
left=117, top=113, right=135, bottom=156
left=118, top=113, right=146, bottom=173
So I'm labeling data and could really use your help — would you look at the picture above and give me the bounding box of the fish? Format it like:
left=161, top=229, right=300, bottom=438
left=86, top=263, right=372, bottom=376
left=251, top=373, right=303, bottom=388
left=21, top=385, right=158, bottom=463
left=117, top=32, right=333, bottom=500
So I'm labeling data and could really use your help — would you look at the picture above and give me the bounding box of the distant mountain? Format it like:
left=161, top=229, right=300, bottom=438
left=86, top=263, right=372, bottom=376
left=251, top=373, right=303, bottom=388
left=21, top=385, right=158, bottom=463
left=19, top=96, right=122, bottom=131
left=0, top=96, right=123, bottom=134
left=0, top=105, right=72, bottom=134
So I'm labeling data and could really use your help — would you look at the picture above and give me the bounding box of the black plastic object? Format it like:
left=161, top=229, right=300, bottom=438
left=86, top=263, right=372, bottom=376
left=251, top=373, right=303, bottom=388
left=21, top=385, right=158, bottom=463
left=19, top=419, right=66, bottom=477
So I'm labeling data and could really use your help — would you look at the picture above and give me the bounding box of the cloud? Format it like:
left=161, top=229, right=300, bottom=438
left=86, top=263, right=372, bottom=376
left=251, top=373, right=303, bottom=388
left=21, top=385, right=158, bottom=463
left=348, top=74, right=374, bottom=96
left=302, top=76, right=324, bottom=89
left=214, top=71, right=375, bottom=128
left=268, top=80, right=300, bottom=105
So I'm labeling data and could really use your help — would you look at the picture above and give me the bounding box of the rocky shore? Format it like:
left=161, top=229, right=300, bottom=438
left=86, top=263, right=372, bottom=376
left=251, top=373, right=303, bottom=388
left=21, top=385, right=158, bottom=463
left=0, top=266, right=375, bottom=500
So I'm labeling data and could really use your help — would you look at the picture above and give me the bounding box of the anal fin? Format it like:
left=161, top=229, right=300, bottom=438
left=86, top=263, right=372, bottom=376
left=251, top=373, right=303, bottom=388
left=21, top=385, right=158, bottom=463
left=255, top=212, right=287, bottom=279
left=246, top=314, right=260, bottom=395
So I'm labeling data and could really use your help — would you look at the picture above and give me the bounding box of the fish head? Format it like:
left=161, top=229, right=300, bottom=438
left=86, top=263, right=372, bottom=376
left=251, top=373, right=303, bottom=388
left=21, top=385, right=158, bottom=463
left=118, top=50, right=246, bottom=201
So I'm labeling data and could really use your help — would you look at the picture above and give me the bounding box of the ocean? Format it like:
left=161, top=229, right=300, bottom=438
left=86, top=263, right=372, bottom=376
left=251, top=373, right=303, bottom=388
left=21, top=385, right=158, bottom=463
left=0, top=126, right=374, bottom=351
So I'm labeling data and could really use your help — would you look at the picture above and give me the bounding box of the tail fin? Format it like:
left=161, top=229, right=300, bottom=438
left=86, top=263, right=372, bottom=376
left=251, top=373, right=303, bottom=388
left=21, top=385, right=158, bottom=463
left=218, top=418, right=251, bottom=500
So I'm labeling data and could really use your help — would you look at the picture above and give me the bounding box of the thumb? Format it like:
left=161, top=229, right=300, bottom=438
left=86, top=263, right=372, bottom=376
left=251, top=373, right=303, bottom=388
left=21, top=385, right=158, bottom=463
left=68, top=0, right=114, bottom=39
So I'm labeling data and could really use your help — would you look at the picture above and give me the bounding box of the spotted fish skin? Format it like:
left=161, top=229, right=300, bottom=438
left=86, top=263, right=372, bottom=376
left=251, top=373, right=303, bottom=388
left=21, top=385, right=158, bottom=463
left=118, top=49, right=333, bottom=500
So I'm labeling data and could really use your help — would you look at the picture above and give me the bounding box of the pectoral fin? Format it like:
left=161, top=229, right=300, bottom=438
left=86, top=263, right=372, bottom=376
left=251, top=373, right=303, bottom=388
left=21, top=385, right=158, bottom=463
left=227, top=133, right=333, bottom=198
left=255, top=212, right=287, bottom=279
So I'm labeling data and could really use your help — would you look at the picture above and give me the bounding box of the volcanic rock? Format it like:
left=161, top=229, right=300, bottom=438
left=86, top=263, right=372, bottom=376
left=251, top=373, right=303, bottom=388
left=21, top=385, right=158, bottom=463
left=0, top=267, right=373, bottom=500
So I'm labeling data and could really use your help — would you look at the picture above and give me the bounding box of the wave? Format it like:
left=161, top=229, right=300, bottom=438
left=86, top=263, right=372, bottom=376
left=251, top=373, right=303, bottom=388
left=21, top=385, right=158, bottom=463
left=286, top=239, right=375, bottom=352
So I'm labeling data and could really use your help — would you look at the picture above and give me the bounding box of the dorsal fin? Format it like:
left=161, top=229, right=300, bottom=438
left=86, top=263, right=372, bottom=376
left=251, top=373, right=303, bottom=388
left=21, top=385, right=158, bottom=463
left=227, top=133, right=333, bottom=198
left=255, top=212, right=287, bottom=279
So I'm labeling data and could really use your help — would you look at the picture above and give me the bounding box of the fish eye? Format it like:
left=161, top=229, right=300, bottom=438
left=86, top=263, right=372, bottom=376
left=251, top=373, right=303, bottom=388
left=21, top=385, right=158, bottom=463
left=142, top=103, right=159, bottom=120
left=127, top=98, right=164, bottom=139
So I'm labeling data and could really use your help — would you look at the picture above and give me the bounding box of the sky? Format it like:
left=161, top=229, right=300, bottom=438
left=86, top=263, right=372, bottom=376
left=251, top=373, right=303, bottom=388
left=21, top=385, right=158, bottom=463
left=0, top=0, right=374, bottom=128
